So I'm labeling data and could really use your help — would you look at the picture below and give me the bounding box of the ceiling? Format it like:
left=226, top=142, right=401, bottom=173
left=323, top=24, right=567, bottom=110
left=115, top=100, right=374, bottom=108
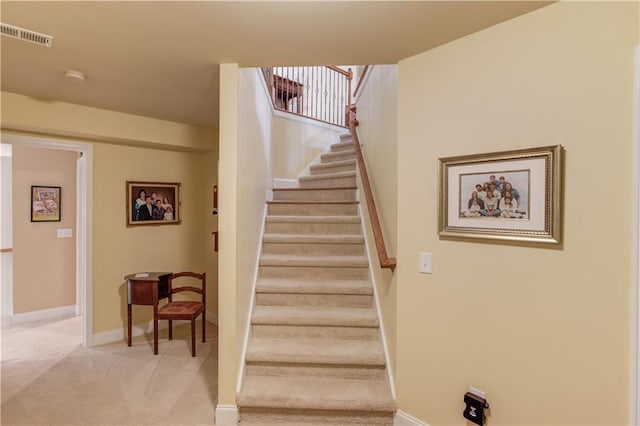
left=1, top=1, right=551, bottom=129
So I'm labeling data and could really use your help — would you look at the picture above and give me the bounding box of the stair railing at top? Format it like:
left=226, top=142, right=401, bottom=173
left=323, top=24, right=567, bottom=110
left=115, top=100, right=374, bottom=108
left=262, top=66, right=352, bottom=128
left=347, top=105, right=397, bottom=270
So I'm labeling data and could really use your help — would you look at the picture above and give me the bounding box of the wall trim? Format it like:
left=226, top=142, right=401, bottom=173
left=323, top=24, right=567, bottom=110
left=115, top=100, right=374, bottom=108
left=394, top=410, right=429, bottom=426
left=273, top=178, right=298, bottom=188
left=206, top=309, right=219, bottom=325
left=236, top=204, right=268, bottom=394
left=215, top=404, right=238, bottom=425
left=632, top=45, right=640, bottom=426
left=92, top=316, right=219, bottom=347
left=358, top=202, right=396, bottom=400
left=1, top=132, right=93, bottom=348
left=11, top=304, right=76, bottom=324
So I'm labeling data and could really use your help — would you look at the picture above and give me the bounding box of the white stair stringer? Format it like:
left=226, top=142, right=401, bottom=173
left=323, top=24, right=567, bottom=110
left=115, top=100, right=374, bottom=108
left=237, top=135, right=396, bottom=425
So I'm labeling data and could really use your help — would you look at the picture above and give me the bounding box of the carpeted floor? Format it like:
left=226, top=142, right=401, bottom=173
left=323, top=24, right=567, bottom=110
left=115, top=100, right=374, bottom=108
left=1, top=315, right=218, bottom=425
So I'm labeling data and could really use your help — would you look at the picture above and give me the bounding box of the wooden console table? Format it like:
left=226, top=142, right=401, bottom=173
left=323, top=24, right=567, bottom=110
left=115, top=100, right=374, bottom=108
left=125, top=272, right=171, bottom=354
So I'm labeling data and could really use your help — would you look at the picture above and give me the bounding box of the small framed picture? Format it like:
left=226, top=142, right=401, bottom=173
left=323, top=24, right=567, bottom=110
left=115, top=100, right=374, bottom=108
left=126, top=181, right=181, bottom=227
left=31, top=186, right=61, bottom=222
left=439, top=145, right=562, bottom=243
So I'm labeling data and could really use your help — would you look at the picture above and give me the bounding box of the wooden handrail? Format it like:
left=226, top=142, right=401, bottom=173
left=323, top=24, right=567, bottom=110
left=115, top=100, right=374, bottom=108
left=326, top=65, right=351, bottom=77
left=347, top=105, right=396, bottom=270
left=353, top=65, right=370, bottom=98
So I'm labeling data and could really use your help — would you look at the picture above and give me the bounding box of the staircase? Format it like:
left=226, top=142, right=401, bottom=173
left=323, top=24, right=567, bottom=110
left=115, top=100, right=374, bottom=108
left=237, top=134, right=396, bottom=425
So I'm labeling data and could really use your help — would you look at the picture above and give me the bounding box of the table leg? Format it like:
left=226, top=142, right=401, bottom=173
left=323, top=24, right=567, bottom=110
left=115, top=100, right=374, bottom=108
left=127, top=304, right=132, bottom=346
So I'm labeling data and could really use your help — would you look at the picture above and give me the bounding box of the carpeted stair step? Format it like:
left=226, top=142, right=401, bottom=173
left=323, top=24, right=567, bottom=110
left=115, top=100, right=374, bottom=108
left=251, top=297, right=378, bottom=340
left=330, top=140, right=354, bottom=152
left=246, top=338, right=385, bottom=366
left=256, top=278, right=373, bottom=308
left=267, top=200, right=358, bottom=216
left=339, top=133, right=353, bottom=142
left=262, top=233, right=365, bottom=256
left=260, top=266, right=368, bottom=281
left=240, top=422, right=356, bottom=426
left=299, top=171, right=357, bottom=189
left=257, top=278, right=373, bottom=295
left=252, top=305, right=378, bottom=328
left=237, top=375, right=395, bottom=424
left=256, top=292, right=371, bottom=308
left=320, top=149, right=356, bottom=164
left=259, top=254, right=368, bottom=268
left=240, top=423, right=369, bottom=426
left=265, top=215, right=361, bottom=235
left=272, top=187, right=357, bottom=202
left=259, top=254, right=368, bottom=271
left=310, top=158, right=356, bottom=175
left=245, top=337, right=385, bottom=379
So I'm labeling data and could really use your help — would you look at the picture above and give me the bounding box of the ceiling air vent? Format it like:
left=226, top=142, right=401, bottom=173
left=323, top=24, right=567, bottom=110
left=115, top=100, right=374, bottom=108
left=0, top=23, right=53, bottom=47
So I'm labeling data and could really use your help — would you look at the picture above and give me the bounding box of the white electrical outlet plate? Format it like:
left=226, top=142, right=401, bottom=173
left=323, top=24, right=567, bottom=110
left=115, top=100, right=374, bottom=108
left=469, top=386, right=486, bottom=399
left=419, top=252, right=432, bottom=274
left=57, top=228, right=73, bottom=238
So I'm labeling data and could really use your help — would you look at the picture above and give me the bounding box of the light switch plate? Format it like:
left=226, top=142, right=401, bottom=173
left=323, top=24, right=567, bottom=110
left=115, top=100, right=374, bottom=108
left=419, top=252, right=432, bottom=274
left=57, top=228, right=73, bottom=238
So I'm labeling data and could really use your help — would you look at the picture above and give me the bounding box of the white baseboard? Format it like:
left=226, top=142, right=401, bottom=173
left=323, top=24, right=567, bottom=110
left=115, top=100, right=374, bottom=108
left=11, top=304, right=76, bottom=324
left=92, top=312, right=218, bottom=347
left=228, top=316, right=422, bottom=424
left=394, top=410, right=429, bottom=426
left=215, top=404, right=238, bottom=425
left=237, top=204, right=268, bottom=394
left=206, top=310, right=218, bottom=325
left=1, top=315, right=12, bottom=329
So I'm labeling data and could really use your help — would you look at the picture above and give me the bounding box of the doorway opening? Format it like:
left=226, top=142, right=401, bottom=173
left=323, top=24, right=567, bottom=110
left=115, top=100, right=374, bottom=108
left=0, top=132, right=93, bottom=348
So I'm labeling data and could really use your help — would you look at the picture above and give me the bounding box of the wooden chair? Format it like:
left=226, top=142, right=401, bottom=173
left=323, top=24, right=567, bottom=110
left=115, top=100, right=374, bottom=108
left=155, top=272, right=206, bottom=356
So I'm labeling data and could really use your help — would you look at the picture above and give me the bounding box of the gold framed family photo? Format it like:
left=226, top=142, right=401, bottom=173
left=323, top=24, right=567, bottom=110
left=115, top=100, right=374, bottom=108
left=438, top=145, right=562, bottom=243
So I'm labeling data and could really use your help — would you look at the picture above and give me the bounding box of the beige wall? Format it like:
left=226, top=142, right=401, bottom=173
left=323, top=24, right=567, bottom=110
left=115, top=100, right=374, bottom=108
left=218, top=63, right=240, bottom=407
left=12, top=145, right=77, bottom=314
left=355, top=64, right=399, bottom=374
left=272, top=114, right=344, bottom=180
left=2, top=91, right=218, bottom=334
left=396, top=2, right=637, bottom=424
left=92, top=143, right=211, bottom=332
left=2, top=92, right=215, bottom=152
left=236, top=67, right=273, bottom=373
left=202, top=150, right=220, bottom=322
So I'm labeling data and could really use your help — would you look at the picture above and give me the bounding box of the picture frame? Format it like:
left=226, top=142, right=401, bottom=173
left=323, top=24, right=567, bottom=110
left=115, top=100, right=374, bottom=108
left=31, top=185, right=61, bottom=222
left=438, top=145, right=562, bottom=243
left=126, top=181, right=181, bottom=227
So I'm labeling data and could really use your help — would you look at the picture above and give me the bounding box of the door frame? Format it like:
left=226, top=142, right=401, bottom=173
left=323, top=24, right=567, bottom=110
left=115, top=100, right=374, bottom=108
left=1, top=132, right=93, bottom=348
left=633, top=45, right=640, bottom=425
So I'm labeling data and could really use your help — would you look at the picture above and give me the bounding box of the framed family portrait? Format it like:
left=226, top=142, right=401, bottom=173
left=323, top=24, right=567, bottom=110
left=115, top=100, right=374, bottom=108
left=126, top=181, right=181, bottom=227
left=438, top=145, right=562, bottom=243
left=31, top=185, right=61, bottom=222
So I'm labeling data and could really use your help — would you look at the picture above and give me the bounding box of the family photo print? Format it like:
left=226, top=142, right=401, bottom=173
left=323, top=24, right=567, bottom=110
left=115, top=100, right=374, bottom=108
left=439, top=145, right=562, bottom=243
left=126, top=181, right=181, bottom=227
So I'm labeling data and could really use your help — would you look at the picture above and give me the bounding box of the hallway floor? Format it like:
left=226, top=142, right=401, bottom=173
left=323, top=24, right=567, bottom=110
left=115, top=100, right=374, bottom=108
left=1, top=315, right=218, bottom=425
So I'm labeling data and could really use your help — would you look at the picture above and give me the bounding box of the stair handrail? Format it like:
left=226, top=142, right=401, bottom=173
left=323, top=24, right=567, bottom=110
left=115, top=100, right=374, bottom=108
left=262, top=66, right=352, bottom=127
left=347, top=105, right=397, bottom=270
